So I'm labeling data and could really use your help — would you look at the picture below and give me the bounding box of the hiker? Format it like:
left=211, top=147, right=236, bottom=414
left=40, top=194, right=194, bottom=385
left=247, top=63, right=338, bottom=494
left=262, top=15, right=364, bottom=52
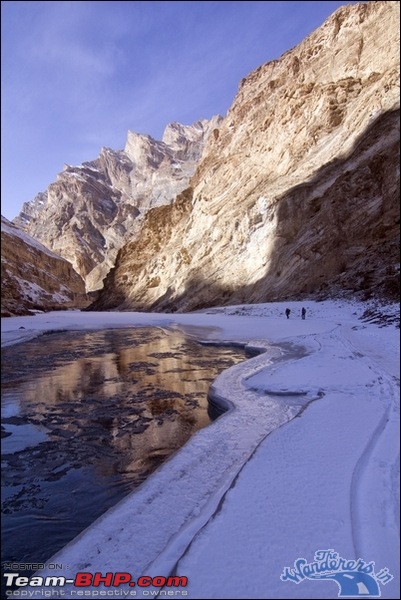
left=285, top=308, right=291, bottom=319
left=301, top=307, right=306, bottom=320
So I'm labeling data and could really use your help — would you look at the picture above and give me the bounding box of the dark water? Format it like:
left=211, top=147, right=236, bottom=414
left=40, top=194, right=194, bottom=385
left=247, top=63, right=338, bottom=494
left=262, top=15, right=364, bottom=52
left=1, top=327, right=245, bottom=584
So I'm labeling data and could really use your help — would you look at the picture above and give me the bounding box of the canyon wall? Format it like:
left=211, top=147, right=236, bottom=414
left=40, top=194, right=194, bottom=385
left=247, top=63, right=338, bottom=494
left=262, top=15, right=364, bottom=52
left=14, top=118, right=222, bottom=291
left=90, top=1, right=400, bottom=312
left=1, top=217, right=88, bottom=316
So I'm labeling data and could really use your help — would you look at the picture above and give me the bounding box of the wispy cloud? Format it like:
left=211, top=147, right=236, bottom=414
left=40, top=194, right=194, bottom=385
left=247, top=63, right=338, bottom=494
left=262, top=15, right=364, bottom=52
left=25, top=2, right=125, bottom=67
left=1, top=0, right=357, bottom=219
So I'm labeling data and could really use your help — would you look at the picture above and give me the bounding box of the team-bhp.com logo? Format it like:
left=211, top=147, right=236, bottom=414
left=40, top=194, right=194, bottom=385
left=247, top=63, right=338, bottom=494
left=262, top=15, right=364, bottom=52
left=280, top=549, right=393, bottom=598
left=3, top=571, right=188, bottom=596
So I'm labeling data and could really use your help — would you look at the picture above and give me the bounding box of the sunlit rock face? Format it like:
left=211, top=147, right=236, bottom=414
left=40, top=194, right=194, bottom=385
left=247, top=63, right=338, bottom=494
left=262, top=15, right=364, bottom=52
left=90, top=1, right=400, bottom=312
left=13, top=117, right=222, bottom=291
left=1, top=217, right=88, bottom=316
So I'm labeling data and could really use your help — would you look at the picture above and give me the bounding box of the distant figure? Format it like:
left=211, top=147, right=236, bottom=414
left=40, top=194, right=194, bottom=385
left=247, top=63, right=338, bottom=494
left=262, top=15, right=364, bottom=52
left=301, top=307, right=306, bottom=320
left=285, top=308, right=291, bottom=319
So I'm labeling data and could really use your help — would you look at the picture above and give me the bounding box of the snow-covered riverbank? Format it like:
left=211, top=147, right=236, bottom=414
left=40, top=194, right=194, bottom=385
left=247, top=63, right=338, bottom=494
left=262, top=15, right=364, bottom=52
left=2, top=299, right=399, bottom=599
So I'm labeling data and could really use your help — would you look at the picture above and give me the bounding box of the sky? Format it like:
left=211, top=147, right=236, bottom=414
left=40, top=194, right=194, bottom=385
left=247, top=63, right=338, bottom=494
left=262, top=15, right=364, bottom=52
left=1, top=0, right=358, bottom=221
left=1, top=299, right=399, bottom=598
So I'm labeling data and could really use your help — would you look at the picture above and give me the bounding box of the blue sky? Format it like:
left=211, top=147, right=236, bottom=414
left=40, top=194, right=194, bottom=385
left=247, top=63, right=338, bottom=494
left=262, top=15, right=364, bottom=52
left=1, top=0, right=357, bottom=220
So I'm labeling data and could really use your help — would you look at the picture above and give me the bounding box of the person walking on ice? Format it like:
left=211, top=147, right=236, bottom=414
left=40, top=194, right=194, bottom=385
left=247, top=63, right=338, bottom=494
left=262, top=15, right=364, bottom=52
left=301, top=307, right=306, bottom=320
left=285, top=308, right=291, bottom=319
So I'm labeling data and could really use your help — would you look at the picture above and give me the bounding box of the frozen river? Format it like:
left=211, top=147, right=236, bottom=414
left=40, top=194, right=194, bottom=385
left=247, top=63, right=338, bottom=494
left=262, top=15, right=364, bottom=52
left=1, top=326, right=245, bottom=588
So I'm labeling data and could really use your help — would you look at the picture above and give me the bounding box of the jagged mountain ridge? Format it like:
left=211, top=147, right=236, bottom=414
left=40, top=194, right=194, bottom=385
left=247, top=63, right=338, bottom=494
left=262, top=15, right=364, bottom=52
left=89, top=0, right=400, bottom=312
left=14, top=117, right=222, bottom=291
left=1, top=217, right=88, bottom=316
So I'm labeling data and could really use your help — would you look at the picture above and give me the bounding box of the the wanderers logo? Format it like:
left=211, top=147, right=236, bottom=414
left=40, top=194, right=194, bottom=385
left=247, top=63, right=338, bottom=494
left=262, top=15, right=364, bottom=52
left=280, top=549, right=393, bottom=598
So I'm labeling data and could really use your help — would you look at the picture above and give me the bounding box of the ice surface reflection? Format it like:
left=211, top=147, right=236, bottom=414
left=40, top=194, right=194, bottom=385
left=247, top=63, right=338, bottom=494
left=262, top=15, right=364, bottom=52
left=1, top=327, right=245, bottom=573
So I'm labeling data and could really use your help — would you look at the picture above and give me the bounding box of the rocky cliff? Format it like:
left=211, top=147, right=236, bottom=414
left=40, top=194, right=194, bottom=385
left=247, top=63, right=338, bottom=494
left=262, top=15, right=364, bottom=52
left=90, top=0, right=400, bottom=312
left=14, top=117, right=222, bottom=291
left=1, top=217, right=88, bottom=316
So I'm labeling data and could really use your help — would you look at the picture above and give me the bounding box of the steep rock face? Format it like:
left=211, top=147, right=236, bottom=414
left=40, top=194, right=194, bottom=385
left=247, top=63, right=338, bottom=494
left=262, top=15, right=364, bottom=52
left=1, top=217, right=88, bottom=316
left=14, top=117, right=222, bottom=291
left=90, top=0, right=400, bottom=312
